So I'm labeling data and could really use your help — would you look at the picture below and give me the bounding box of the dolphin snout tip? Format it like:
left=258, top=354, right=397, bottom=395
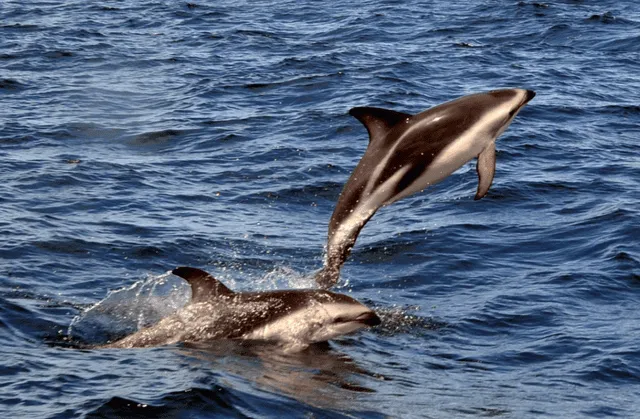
left=525, top=89, right=536, bottom=102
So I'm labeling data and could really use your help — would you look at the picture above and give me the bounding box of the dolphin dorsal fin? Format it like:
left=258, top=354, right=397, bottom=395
left=349, top=107, right=412, bottom=145
left=172, top=266, right=234, bottom=303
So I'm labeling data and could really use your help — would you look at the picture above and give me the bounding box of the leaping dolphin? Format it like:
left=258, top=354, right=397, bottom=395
left=315, top=88, right=536, bottom=288
left=100, top=267, right=380, bottom=349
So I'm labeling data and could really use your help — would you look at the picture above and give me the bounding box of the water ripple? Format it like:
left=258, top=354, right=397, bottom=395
left=2, top=0, right=640, bottom=417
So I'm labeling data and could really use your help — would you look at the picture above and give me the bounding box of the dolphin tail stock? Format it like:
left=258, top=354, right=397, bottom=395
left=316, top=205, right=380, bottom=288
left=313, top=264, right=340, bottom=289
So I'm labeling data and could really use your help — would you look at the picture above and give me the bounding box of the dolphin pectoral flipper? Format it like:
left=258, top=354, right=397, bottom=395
left=474, top=142, right=496, bottom=200
left=349, top=107, right=412, bottom=144
left=172, top=266, right=234, bottom=302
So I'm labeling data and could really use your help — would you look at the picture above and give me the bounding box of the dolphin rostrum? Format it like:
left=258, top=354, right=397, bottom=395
left=100, top=267, right=380, bottom=349
left=315, top=88, right=536, bottom=288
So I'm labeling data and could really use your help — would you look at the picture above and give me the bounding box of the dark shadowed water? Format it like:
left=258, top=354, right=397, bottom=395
left=2, top=1, right=639, bottom=417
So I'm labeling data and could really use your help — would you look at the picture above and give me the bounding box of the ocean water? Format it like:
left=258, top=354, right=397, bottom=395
left=1, top=0, right=639, bottom=417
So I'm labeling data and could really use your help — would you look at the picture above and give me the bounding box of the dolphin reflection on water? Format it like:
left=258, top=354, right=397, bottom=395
left=178, top=340, right=381, bottom=409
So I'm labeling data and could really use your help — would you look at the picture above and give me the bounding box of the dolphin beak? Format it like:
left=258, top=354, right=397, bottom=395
left=356, top=311, right=381, bottom=327
left=524, top=89, right=536, bottom=103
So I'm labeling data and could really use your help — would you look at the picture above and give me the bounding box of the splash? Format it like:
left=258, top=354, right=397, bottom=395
left=372, top=304, right=447, bottom=336
left=253, top=265, right=316, bottom=290
left=68, top=271, right=190, bottom=345
left=67, top=266, right=317, bottom=345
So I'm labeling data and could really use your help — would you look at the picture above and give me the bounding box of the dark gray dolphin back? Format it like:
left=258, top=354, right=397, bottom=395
left=330, top=101, right=483, bottom=237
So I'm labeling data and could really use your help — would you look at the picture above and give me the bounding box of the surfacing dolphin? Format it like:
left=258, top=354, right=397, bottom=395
left=315, top=88, right=536, bottom=288
left=100, top=267, right=380, bottom=349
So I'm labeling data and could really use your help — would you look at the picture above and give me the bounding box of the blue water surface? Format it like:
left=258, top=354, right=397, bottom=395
left=1, top=1, right=639, bottom=417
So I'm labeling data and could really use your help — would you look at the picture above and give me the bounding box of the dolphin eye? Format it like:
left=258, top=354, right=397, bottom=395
left=334, top=316, right=347, bottom=323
